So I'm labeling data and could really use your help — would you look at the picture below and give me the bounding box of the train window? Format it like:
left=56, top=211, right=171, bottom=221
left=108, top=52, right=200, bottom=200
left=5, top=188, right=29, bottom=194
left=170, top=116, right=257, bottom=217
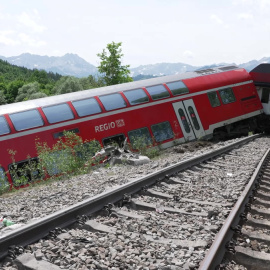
left=219, top=88, right=236, bottom=104
left=178, top=109, right=191, bottom=133
left=43, top=103, right=74, bottom=124
left=0, top=116, right=10, bottom=135
left=208, top=92, right=221, bottom=107
left=128, top=127, right=152, bottom=147
left=9, top=109, right=44, bottom=131
left=123, top=89, right=149, bottom=105
left=145, top=85, right=170, bottom=100
left=218, top=66, right=237, bottom=71
left=72, top=98, right=102, bottom=117
left=53, top=128, right=79, bottom=139
left=99, top=93, right=127, bottom=111
left=188, top=107, right=200, bottom=130
left=151, top=121, right=174, bottom=142
left=166, top=81, right=189, bottom=96
left=9, top=158, right=40, bottom=186
left=103, top=134, right=126, bottom=147
left=261, top=88, right=270, bottom=103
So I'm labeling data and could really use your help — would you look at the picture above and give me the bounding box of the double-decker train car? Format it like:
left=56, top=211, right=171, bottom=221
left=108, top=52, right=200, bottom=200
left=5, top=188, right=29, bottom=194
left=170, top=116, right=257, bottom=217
left=0, top=65, right=266, bottom=187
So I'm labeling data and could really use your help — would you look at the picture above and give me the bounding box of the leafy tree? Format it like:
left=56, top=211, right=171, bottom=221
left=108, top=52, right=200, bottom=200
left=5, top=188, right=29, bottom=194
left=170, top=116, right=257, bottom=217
left=52, top=76, right=83, bottom=95
left=5, top=80, right=24, bottom=103
left=15, top=82, right=47, bottom=102
left=0, top=91, right=7, bottom=105
left=97, top=42, right=133, bottom=85
left=79, top=75, right=105, bottom=89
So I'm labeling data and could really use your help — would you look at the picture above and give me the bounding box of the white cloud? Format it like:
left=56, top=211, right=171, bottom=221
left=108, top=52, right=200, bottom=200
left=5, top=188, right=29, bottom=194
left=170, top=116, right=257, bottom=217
left=0, top=31, right=19, bottom=46
left=183, top=50, right=194, bottom=59
left=210, top=14, right=224, bottom=25
left=18, top=12, right=46, bottom=33
left=238, top=13, right=254, bottom=19
left=19, top=33, right=46, bottom=47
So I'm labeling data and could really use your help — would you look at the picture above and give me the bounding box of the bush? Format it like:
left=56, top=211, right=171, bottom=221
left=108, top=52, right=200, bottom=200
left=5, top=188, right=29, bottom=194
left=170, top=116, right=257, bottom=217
left=36, top=131, right=101, bottom=177
left=130, top=135, right=160, bottom=158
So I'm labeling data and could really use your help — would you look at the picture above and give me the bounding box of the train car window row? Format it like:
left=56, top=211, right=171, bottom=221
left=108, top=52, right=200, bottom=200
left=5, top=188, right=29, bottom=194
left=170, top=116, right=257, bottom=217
left=151, top=121, right=174, bottom=142
left=219, top=88, right=236, bottom=104
left=166, top=81, right=189, bottom=96
left=208, top=92, right=221, bottom=107
left=99, top=93, right=127, bottom=111
left=123, top=88, right=149, bottom=105
left=145, top=85, right=170, bottom=100
left=42, top=103, right=74, bottom=124
left=72, top=98, right=102, bottom=117
left=0, top=116, right=10, bottom=135
left=9, top=109, right=44, bottom=131
left=128, top=127, right=152, bottom=147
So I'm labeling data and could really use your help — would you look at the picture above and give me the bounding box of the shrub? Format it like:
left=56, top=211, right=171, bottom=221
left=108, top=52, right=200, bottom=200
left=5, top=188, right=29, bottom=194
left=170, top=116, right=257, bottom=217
left=36, top=131, right=101, bottom=177
left=130, top=135, right=160, bottom=158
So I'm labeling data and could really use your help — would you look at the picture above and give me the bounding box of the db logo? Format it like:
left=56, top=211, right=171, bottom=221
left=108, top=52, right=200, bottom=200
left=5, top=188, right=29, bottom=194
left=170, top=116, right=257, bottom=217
left=116, top=119, right=125, bottom=127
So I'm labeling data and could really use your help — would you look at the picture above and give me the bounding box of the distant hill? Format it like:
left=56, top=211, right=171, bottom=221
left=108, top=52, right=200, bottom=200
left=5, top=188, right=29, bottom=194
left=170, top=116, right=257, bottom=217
left=238, top=57, right=270, bottom=71
left=0, top=53, right=97, bottom=78
left=0, top=53, right=269, bottom=78
left=0, top=58, right=61, bottom=83
left=130, top=62, right=197, bottom=77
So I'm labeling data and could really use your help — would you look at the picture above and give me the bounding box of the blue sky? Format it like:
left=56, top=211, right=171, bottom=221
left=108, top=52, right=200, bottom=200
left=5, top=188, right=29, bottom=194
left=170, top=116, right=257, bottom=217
left=0, top=0, right=269, bottom=67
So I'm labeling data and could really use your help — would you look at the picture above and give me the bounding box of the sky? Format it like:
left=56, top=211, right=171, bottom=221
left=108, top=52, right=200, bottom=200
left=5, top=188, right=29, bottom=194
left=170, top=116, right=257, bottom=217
left=0, top=0, right=270, bottom=68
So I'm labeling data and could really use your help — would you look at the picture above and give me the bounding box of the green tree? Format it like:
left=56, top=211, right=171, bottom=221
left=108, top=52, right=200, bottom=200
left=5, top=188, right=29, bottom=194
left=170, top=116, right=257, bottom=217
left=15, top=82, right=47, bottom=102
left=97, top=42, right=133, bottom=85
left=5, top=80, right=24, bottom=103
left=0, top=91, right=7, bottom=105
left=52, top=76, right=83, bottom=95
left=79, top=75, right=105, bottom=90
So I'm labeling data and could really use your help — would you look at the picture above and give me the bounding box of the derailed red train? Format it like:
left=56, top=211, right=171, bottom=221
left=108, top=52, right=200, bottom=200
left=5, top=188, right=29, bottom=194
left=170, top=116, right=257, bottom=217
left=0, top=64, right=269, bottom=187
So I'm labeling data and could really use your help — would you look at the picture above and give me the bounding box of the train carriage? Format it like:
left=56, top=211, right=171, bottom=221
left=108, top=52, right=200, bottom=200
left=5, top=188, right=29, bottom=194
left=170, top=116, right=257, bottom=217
left=0, top=65, right=264, bottom=187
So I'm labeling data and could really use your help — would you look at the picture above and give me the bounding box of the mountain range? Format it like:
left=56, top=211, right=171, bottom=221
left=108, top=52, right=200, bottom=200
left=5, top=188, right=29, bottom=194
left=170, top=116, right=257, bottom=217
left=0, top=53, right=269, bottom=78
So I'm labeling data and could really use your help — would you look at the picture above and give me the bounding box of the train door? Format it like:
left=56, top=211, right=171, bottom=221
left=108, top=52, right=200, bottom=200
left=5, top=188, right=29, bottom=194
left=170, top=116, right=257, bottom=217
left=173, top=99, right=205, bottom=141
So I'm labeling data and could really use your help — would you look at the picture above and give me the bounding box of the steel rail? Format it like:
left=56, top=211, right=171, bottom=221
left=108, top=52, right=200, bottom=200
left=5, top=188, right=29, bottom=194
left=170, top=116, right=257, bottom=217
left=0, top=134, right=262, bottom=261
left=199, top=141, right=270, bottom=270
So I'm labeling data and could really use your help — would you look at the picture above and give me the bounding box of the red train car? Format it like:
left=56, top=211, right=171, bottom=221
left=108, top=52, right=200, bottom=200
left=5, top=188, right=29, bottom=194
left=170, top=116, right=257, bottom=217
left=0, top=65, right=263, bottom=187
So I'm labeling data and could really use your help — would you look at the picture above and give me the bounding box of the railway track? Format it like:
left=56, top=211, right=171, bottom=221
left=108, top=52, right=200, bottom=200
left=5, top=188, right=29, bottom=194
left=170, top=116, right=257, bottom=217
left=0, top=135, right=269, bottom=269
left=201, top=147, right=270, bottom=270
